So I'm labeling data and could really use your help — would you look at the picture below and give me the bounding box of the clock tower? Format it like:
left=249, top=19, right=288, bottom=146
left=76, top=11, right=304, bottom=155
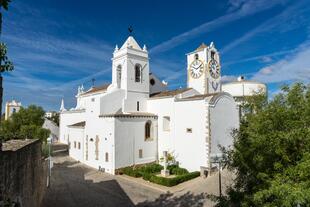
left=187, top=42, right=221, bottom=94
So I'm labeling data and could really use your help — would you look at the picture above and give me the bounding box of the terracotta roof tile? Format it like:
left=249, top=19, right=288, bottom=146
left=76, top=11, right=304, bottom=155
left=99, top=112, right=157, bottom=118
left=150, top=88, right=192, bottom=98
left=179, top=93, right=219, bottom=100
left=195, top=43, right=208, bottom=51
left=81, top=84, right=110, bottom=95
left=68, top=121, right=85, bottom=127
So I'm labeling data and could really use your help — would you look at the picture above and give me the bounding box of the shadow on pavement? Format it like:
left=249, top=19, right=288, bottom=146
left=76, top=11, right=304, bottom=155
left=136, top=192, right=207, bottom=207
left=41, top=159, right=135, bottom=207
left=42, top=148, right=210, bottom=207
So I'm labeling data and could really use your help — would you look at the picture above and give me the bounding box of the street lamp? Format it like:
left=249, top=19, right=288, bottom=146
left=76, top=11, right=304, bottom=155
left=210, top=154, right=223, bottom=197
left=47, top=137, right=53, bottom=187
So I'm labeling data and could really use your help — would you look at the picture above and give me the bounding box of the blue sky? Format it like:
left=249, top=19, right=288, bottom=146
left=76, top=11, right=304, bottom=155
left=2, top=0, right=310, bottom=111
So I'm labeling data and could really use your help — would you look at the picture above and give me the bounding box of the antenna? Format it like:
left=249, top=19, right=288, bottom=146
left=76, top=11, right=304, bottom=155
left=91, top=78, right=95, bottom=87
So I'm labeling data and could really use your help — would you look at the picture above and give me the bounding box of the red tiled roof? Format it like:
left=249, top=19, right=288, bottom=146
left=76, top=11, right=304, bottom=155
left=99, top=112, right=157, bottom=118
left=81, top=84, right=110, bottom=95
left=68, top=121, right=85, bottom=127
left=150, top=88, right=192, bottom=98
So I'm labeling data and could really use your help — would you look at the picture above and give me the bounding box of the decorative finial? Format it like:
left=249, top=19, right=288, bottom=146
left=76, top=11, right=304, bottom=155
left=60, top=98, right=66, bottom=112
left=114, top=44, right=119, bottom=52
left=128, top=26, right=133, bottom=35
left=210, top=41, right=214, bottom=48
left=143, top=44, right=147, bottom=51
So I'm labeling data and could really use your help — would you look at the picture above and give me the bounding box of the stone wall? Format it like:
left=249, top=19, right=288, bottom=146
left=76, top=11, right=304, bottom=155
left=0, top=139, right=48, bottom=207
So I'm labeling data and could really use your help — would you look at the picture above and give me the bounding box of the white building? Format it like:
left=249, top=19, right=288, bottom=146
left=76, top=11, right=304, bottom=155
left=222, top=76, right=267, bottom=116
left=45, top=111, right=57, bottom=118
left=59, top=36, right=239, bottom=174
left=5, top=100, right=22, bottom=120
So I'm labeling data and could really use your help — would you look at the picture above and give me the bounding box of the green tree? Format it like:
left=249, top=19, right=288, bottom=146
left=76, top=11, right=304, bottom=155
left=0, top=105, right=50, bottom=142
left=215, top=83, right=310, bottom=206
left=0, top=0, right=14, bottom=121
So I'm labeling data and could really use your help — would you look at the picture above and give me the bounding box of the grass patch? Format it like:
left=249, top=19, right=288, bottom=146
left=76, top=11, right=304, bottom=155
left=120, top=163, right=200, bottom=186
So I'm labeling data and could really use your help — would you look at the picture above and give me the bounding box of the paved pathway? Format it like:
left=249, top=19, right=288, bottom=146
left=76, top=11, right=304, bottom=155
left=41, top=144, right=233, bottom=207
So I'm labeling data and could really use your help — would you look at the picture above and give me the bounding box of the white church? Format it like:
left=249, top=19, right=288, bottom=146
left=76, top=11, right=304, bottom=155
left=59, top=36, right=239, bottom=175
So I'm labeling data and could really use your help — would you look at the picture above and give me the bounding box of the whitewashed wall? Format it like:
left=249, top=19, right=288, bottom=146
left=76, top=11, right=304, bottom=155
left=174, top=100, right=208, bottom=172
left=59, top=111, right=85, bottom=144
left=68, top=127, right=84, bottom=162
left=209, top=94, right=239, bottom=157
left=114, top=117, right=157, bottom=169
left=147, top=97, right=175, bottom=156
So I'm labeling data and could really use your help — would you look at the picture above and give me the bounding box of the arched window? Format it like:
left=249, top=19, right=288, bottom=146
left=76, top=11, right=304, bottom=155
left=145, top=121, right=152, bottom=141
left=135, top=64, right=142, bottom=82
left=117, top=65, right=122, bottom=88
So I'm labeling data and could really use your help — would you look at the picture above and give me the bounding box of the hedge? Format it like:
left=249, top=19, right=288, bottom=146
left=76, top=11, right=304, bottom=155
left=167, top=165, right=189, bottom=175
left=121, top=167, right=142, bottom=177
left=143, top=171, right=200, bottom=187
left=120, top=163, right=163, bottom=177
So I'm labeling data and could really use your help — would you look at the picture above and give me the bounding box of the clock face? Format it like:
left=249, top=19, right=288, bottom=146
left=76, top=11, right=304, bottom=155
left=190, top=59, right=204, bottom=79
left=208, top=59, right=220, bottom=79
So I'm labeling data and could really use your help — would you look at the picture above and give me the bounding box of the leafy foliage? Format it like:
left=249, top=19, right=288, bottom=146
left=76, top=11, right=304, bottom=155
left=217, top=83, right=310, bottom=206
left=0, top=42, right=14, bottom=72
left=0, top=105, right=50, bottom=142
left=144, top=171, right=200, bottom=187
left=120, top=163, right=198, bottom=187
left=0, top=0, right=11, bottom=11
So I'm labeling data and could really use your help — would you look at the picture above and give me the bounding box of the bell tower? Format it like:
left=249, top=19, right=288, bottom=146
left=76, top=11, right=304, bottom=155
left=187, top=42, right=221, bottom=94
left=112, top=36, right=150, bottom=112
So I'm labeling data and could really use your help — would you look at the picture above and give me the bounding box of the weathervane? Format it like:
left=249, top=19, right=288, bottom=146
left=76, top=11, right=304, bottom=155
left=128, top=26, right=133, bottom=34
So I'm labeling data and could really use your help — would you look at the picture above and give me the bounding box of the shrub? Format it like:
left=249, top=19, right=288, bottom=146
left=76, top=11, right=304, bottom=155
left=140, top=163, right=163, bottom=174
left=167, top=164, right=189, bottom=175
left=144, top=171, right=200, bottom=187
left=121, top=167, right=142, bottom=178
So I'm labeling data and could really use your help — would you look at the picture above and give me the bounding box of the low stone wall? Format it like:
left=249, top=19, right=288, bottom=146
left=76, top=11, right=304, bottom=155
left=0, top=139, right=48, bottom=207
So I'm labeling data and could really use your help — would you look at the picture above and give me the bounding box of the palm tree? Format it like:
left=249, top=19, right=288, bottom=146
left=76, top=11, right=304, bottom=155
left=0, top=0, right=13, bottom=122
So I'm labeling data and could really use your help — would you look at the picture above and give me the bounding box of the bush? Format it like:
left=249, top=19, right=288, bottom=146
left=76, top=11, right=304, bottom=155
left=121, top=167, right=142, bottom=178
left=144, top=171, right=200, bottom=187
left=167, top=164, right=189, bottom=175
left=140, top=163, right=163, bottom=174
left=120, top=163, right=163, bottom=177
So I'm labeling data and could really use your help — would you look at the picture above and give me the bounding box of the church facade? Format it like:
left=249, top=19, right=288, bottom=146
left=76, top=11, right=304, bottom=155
left=59, top=36, right=239, bottom=174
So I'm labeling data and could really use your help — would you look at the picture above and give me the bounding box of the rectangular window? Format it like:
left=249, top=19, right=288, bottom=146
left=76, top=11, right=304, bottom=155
left=91, top=98, right=95, bottom=102
left=78, top=142, right=81, bottom=149
left=186, top=128, right=193, bottom=133
left=137, top=101, right=140, bottom=111
left=74, top=141, right=76, bottom=148
left=86, top=136, right=88, bottom=160
left=105, top=153, right=109, bottom=162
left=139, top=149, right=143, bottom=158
left=211, top=51, right=215, bottom=59
left=163, top=116, right=170, bottom=131
left=95, top=135, right=99, bottom=160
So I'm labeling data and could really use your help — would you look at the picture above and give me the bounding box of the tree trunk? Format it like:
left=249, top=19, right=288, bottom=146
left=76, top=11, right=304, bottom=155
left=0, top=74, right=3, bottom=123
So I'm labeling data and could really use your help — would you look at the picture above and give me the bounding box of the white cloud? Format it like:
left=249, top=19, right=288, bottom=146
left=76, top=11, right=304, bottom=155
left=260, top=56, right=273, bottom=63
left=149, top=0, right=287, bottom=54
left=251, top=41, right=310, bottom=83
left=221, top=75, right=238, bottom=83
left=221, top=0, right=309, bottom=54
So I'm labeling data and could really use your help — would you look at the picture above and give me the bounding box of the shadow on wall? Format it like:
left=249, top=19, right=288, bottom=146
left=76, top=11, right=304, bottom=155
left=136, top=192, right=207, bottom=207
